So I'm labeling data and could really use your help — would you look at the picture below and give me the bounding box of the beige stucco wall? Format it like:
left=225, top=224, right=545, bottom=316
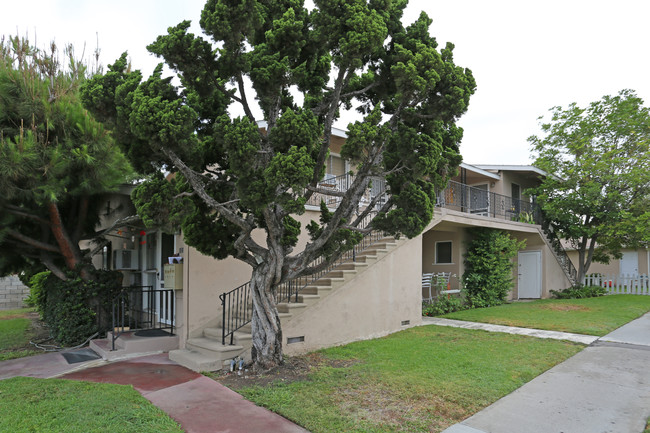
left=422, top=229, right=463, bottom=291
left=423, top=208, right=571, bottom=300
left=177, top=208, right=329, bottom=345
left=490, top=171, right=539, bottom=200
left=509, top=231, right=571, bottom=298
left=282, top=234, right=423, bottom=355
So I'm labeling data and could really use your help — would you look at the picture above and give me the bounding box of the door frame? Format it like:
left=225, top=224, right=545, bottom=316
left=518, top=250, right=542, bottom=299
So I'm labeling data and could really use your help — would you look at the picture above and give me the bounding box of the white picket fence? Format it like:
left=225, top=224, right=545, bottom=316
left=582, top=273, right=650, bottom=295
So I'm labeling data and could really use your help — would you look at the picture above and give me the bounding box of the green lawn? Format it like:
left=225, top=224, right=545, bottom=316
left=0, top=307, right=40, bottom=361
left=0, top=377, right=183, bottom=433
left=441, top=295, right=650, bottom=336
left=226, top=326, right=583, bottom=433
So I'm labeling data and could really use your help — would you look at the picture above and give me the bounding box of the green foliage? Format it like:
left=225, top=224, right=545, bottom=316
left=422, top=296, right=466, bottom=316
left=0, top=377, right=184, bottom=432
left=550, top=285, right=607, bottom=299
left=0, top=36, right=133, bottom=279
left=529, top=89, right=650, bottom=280
left=443, top=295, right=650, bottom=336
left=81, top=0, right=475, bottom=365
left=226, top=326, right=581, bottom=432
left=29, top=269, right=123, bottom=345
left=462, top=228, right=526, bottom=307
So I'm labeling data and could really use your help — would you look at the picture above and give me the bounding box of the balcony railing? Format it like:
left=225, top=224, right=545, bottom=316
left=436, top=180, right=542, bottom=223
left=306, top=173, right=386, bottom=209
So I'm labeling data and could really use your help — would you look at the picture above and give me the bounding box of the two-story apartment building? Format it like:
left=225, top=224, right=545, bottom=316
left=89, top=129, right=575, bottom=371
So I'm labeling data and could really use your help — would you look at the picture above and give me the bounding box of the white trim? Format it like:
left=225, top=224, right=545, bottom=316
left=475, top=164, right=562, bottom=181
left=460, top=163, right=500, bottom=180
left=518, top=250, right=542, bottom=299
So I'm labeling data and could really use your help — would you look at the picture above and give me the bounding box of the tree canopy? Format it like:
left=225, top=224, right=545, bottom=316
left=0, top=36, right=133, bottom=281
left=529, top=89, right=650, bottom=282
left=81, top=0, right=476, bottom=368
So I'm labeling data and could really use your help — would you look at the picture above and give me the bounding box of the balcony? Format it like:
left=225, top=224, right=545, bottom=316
left=305, top=175, right=540, bottom=224
left=436, top=180, right=541, bottom=223
left=306, top=173, right=386, bottom=209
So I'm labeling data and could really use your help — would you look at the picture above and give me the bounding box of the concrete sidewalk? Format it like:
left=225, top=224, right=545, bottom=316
left=439, top=313, right=650, bottom=433
left=0, top=352, right=308, bottom=433
left=421, top=316, right=600, bottom=345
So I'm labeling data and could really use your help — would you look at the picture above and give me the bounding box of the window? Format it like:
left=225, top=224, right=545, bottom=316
left=511, top=183, right=521, bottom=213
left=436, top=241, right=453, bottom=264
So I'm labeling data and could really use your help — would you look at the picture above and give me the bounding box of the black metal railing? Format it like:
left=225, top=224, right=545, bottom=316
left=540, top=221, right=578, bottom=285
left=111, top=286, right=175, bottom=351
left=306, top=173, right=386, bottom=209
left=219, top=281, right=252, bottom=346
left=219, top=212, right=387, bottom=345
left=436, top=180, right=542, bottom=223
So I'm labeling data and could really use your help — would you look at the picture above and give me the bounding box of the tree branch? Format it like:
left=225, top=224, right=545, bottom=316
left=7, top=229, right=61, bottom=253
left=340, top=81, right=380, bottom=100
left=4, top=204, right=51, bottom=226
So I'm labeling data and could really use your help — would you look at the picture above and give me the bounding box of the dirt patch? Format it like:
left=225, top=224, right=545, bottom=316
left=541, top=304, right=590, bottom=312
left=210, top=352, right=358, bottom=391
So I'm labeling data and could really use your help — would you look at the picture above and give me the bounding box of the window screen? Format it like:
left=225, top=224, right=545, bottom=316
left=436, top=241, right=452, bottom=264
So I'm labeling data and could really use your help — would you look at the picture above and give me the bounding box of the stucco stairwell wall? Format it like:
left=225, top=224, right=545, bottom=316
left=281, top=234, right=423, bottom=355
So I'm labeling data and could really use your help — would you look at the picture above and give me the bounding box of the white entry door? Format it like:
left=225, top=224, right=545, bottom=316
left=620, top=251, right=639, bottom=276
left=518, top=251, right=542, bottom=299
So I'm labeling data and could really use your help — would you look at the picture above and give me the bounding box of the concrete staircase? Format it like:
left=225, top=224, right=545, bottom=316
left=170, top=236, right=402, bottom=372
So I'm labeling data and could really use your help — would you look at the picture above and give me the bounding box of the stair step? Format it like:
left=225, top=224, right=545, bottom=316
left=186, top=337, right=244, bottom=357
left=327, top=269, right=357, bottom=279
left=314, top=277, right=345, bottom=286
left=277, top=302, right=308, bottom=313
left=203, top=327, right=252, bottom=343
left=337, top=262, right=368, bottom=271
left=169, top=349, right=232, bottom=373
left=297, top=294, right=320, bottom=305
left=301, top=285, right=332, bottom=295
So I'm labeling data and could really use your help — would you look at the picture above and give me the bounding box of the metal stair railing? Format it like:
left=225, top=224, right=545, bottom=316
left=111, top=285, right=175, bottom=351
left=219, top=212, right=390, bottom=346
left=538, top=221, right=578, bottom=285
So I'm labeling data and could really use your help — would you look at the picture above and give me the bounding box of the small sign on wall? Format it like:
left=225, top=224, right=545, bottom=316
left=164, top=264, right=184, bottom=290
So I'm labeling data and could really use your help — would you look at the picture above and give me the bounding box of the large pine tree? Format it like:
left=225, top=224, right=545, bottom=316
left=0, top=37, right=133, bottom=281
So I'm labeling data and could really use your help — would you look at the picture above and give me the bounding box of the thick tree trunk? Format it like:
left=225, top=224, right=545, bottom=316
left=249, top=263, right=283, bottom=370
left=47, top=201, right=93, bottom=280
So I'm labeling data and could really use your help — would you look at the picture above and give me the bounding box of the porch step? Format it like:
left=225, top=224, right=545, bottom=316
left=169, top=349, right=234, bottom=373
left=90, top=332, right=179, bottom=362
left=203, top=327, right=252, bottom=345
left=186, top=337, right=244, bottom=358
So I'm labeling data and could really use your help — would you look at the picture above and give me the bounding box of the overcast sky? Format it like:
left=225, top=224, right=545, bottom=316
left=3, top=1, right=650, bottom=165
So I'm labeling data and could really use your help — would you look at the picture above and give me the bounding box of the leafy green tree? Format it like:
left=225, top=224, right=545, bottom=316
left=0, top=36, right=133, bottom=281
left=529, top=89, right=650, bottom=282
left=81, top=0, right=476, bottom=368
left=462, top=228, right=525, bottom=307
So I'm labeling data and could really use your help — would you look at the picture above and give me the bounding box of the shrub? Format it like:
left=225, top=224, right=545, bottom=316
left=422, top=296, right=466, bottom=316
left=550, top=285, right=607, bottom=299
left=462, top=228, right=526, bottom=307
left=29, top=270, right=123, bottom=346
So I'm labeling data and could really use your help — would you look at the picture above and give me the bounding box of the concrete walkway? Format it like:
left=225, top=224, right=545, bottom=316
left=0, top=352, right=308, bottom=433
left=421, top=316, right=600, bottom=345
left=433, top=313, right=650, bottom=433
